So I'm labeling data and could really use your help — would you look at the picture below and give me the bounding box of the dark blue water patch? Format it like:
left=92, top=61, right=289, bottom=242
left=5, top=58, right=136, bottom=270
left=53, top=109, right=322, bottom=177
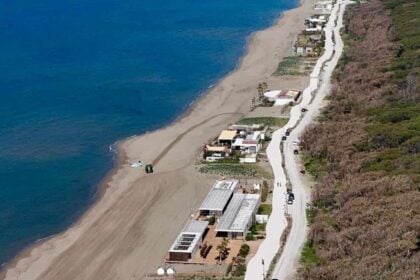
left=0, top=0, right=297, bottom=265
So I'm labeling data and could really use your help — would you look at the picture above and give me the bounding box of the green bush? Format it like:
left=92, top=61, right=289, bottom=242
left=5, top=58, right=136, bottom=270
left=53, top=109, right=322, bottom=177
left=232, top=264, right=247, bottom=276
left=245, top=233, right=255, bottom=241
left=239, top=244, right=250, bottom=258
left=300, top=242, right=320, bottom=268
left=258, top=204, right=272, bottom=215
left=207, top=215, right=216, bottom=225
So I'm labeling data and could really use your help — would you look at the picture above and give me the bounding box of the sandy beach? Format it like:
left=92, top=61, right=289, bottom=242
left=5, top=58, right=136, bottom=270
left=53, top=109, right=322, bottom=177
left=1, top=1, right=317, bottom=279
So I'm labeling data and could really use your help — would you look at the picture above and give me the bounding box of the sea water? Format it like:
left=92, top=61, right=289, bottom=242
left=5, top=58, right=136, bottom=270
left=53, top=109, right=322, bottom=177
left=0, top=0, right=296, bottom=265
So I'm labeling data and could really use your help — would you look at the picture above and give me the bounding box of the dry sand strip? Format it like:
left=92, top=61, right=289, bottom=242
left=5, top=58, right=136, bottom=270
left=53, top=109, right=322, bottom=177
left=1, top=1, right=317, bottom=280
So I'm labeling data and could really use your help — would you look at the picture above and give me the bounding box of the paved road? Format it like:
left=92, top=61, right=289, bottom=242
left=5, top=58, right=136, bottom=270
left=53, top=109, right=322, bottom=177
left=246, top=1, right=351, bottom=279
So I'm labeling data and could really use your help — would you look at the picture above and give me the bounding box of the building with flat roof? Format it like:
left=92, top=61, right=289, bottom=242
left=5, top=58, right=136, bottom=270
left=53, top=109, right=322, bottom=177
left=168, top=220, right=209, bottom=262
left=218, top=130, right=237, bottom=146
left=215, top=193, right=261, bottom=239
left=199, top=179, right=238, bottom=217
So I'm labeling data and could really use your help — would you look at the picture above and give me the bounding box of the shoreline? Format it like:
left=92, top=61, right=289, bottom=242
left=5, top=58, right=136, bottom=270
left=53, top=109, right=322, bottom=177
left=1, top=1, right=318, bottom=279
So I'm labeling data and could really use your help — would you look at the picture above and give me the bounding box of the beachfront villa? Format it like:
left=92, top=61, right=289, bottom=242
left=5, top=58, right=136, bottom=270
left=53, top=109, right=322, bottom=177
left=217, top=130, right=237, bottom=146
left=204, top=124, right=266, bottom=162
left=199, top=179, right=238, bottom=217
left=168, top=220, right=209, bottom=262
left=231, top=131, right=263, bottom=155
left=215, top=193, right=261, bottom=239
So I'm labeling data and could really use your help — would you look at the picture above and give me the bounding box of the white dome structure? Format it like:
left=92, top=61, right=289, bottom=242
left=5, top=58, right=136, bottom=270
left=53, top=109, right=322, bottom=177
left=166, top=267, right=175, bottom=275
left=156, top=267, right=165, bottom=276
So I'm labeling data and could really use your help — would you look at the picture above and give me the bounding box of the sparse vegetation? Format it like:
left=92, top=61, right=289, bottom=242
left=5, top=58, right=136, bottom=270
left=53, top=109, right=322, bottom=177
left=258, top=204, right=272, bottom=215
left=298, top=0, right=419, bottom=279
left=238, top=117, right=288, bottom=127
left=300, top=242, right=319, bottom=268
left=199, top=163, right=271, bottom=178
left=273, top=56, right=305, bottom=76
left=260, top=180, right=269, bottom=202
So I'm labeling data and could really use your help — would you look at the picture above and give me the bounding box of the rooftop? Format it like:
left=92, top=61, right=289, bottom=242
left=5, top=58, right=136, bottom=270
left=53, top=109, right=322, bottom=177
left=199, top=179, right=238, bottom=212
left=206, top=145, right=228, bottom=152
left=218, top=130, right=237, bottom=141
left=216, top=193, right=260, bottom=233
left=169, top=220, right=209, bottom=253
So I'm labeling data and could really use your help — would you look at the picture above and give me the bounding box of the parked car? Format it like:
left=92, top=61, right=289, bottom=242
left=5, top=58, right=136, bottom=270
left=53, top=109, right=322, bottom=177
left=294, top=149, right=299, bottom=155
left=301, top=108, right=308, bottom=112
left=282, top=136, right=287, bottom=141
left=285, top=128, right=292, bottom=136
left=287, top=193, right=295, bottom=204
left=300, top=169, right=306, bottom=174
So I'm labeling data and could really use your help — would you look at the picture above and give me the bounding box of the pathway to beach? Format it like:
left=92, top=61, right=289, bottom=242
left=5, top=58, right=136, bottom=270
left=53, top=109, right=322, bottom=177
left=245, top=1, right=352, bottom=279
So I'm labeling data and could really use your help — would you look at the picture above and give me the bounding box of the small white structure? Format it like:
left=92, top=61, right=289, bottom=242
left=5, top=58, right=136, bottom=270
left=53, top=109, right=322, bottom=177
left=314, top=1, right=333, bottom=13
left=168, top=220, right=209, bottom=262
left=166, top=267, right=175, bottom=275
left=199, top=179, right=238, bottom=217
left=239, top=153, right=257, bottom=163
left=156, top=267, right=165, bottom=276
left=229, top=123, right=264, bottom=132
left=256, top=214, right=269, bottom=224
left=215, top=193, right=261, bottom=239
left=264, top=90, right=302, bottom=106
left=205, top=145, right=229, bottom=162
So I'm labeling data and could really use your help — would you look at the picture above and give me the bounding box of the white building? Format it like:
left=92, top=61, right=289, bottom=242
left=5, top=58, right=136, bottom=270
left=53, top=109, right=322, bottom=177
left=314, top=1, right=333, bottom=13
left=199, top=179, right=238, bottom=217
left=168, top=220, right=209, bottom=262
left=215, top=193, right=261, bottom=239
left=264, top=90, right=302, bottom=106
left=232, top=131, right=263, bottom=154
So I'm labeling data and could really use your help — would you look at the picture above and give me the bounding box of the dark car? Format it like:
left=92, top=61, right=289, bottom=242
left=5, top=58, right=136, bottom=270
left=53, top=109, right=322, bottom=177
left=294, top=149, right=299, bottom=155
left=287, top=193, right=295, bottom=204
left=282, top=136, right=287, bottom=141
left=301, top=108, right=308, bottom=112
left=285, top=128, right=292, bottom=136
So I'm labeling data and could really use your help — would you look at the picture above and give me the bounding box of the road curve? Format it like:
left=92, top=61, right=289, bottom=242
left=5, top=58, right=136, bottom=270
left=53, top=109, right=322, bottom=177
left=246, top=1, right=351, bottom=279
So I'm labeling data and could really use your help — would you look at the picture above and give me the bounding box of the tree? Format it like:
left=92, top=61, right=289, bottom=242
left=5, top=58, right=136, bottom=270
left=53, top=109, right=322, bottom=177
left=257, top=83, right=264, bottom=100
left=262, top=82, right=268, bottom=92
left=216, top=237, right=230, bottom=262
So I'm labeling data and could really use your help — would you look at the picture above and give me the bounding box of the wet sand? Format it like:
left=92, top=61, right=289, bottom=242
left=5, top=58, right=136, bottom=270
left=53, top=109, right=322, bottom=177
left=1, top=1, right=317, bottom=279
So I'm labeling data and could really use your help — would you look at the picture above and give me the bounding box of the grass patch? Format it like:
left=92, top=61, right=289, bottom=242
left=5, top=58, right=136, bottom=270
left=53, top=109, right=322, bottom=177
left=199, top=163, right=272, bottom=178
left=258, top=204, right=272, bottom=215
left=273, top=56, right=305, bottom=76
left=300, top=242, right=320, bottom=268
left=238, top=117, right=288, bottom=127
left=303, top=156, right=328, bottom=179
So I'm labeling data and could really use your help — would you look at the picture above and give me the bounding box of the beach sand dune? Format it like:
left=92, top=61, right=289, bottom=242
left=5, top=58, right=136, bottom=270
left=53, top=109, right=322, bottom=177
left=1, top=1, right=316, bottom=279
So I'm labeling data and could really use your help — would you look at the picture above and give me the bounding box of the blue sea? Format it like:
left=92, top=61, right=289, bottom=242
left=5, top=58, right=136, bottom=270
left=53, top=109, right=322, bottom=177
left=0, top=0, right=296, bottom=266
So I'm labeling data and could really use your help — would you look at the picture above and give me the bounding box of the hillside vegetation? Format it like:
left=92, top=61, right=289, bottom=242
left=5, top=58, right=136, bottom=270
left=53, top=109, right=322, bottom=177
left=298, top=0, right=419, bottom=279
